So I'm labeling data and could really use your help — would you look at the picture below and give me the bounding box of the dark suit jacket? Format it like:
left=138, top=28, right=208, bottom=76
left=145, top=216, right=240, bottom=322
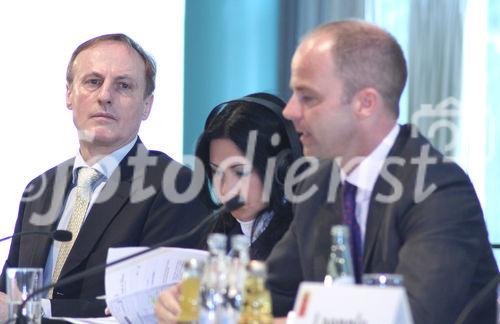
left=0, top=139, right=210, bottom=317
left=208, top=205, right=294, bottom=261
left=266, top=124, right=499, bottom=324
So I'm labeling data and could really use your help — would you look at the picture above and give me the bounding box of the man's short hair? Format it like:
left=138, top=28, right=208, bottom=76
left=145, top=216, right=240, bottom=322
left=311, top=20, right=407, bottom=117
left=66, top=33, right=156, bottom=98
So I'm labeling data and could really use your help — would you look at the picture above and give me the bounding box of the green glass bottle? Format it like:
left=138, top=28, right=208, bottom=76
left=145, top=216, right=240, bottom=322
left=324, top=225, right=355, bottom=286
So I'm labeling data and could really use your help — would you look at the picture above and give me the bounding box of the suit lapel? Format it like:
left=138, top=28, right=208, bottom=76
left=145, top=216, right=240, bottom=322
left=311, top=197, right=343, bottom=280
left=363, top=125, right=411, bottom=268
left=59, top=141, right=144, bottom=278
left=311, top=162, right=343, bottom=280
left=363, top=193, right=388, bottom=269
left=20, top=159, right=74, bottom=268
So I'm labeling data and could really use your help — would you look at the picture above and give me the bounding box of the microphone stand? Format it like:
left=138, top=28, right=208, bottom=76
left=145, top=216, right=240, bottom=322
left=14, top=197, right=243, bottom=324
left=0, top=232, right=48, bottom=243
left=0, top=231, right=72, bottom=243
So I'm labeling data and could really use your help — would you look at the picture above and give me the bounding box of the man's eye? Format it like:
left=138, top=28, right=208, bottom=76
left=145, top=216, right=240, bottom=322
left=85, top=79, right=101, bottom=86
left=118, top=82, right=130, bottom=89
left=300, top=95, right=315, bottom=103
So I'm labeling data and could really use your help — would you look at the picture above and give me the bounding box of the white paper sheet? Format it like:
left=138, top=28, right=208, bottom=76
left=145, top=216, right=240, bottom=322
left=55, top=316, right=119, bottom=324
left=105, top=247, right=208, bottom=324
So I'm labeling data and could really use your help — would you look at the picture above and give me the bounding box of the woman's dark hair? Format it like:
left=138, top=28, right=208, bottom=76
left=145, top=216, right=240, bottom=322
left=195, top=92, right=299, bottom=239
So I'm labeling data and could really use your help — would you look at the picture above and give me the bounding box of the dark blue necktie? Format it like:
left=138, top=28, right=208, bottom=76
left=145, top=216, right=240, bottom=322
left=342, top=181, right=363, bottom=283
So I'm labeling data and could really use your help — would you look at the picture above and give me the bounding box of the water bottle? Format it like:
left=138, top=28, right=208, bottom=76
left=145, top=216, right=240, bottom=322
left=199, top=233, right=228, bottom=323
left=324, top=225, right=355, bottom=286
left=239, top=260, right=272, bottom=324
left=178, top=258, right=204, bottom=323
left=225, top=235, right=250, bottom=323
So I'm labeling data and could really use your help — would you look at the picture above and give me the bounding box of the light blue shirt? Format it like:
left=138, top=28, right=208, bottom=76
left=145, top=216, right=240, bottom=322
left=42, top=137, right=137, bottom=315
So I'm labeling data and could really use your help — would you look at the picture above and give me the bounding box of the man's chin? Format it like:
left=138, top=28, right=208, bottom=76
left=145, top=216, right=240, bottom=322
left=303, top=146, right=335, bottom=160
left=77, top=128, right=118, bottom=144
left=303, top=146, right=318, bottom=158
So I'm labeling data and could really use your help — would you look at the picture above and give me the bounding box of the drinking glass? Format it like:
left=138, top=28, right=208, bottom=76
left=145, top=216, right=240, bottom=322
left=362, top=273, right=404, bottom=287
left=6, top=268, right=43, bottom=324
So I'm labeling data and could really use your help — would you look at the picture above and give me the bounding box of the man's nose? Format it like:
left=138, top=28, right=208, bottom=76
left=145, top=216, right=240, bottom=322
left=97, top=82, right=113, bottom=106
left=283, top=95, right=301, bottom=123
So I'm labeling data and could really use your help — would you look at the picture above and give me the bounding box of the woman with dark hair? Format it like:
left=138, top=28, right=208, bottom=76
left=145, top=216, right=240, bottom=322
left=154, top=92, right=302, bottom=323
left=194, top=92, right=301, bottom=260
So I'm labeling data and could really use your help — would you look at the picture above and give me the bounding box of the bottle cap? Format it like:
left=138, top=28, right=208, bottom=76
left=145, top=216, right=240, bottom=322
left=231, top=234, right=249, bottom=251
left=183, top=258, right=204, bottom=271
left=207, top=233, right=227, bottom=253
left=247, top=260, right=267, bottom=276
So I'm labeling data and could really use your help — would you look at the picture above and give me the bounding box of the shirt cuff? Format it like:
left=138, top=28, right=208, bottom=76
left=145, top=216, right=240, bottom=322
left=41, top=298, right=51, bottom=317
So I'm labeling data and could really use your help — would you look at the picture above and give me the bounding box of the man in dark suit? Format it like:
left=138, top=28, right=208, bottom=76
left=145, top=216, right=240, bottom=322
left=0, top=34, right=209, bottom=318
left=267, top=20, right=499, bottom=323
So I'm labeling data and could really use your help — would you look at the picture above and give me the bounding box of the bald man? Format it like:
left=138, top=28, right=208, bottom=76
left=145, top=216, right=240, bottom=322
left=266, top=20, right=498, bottom=324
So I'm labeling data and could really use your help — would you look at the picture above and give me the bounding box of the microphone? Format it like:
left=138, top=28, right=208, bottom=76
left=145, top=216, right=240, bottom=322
left=0, top=230, right=72, bottom=243
left=15, top=197, right=244, bottom=324
left=51, top=230, right=73, bottom=242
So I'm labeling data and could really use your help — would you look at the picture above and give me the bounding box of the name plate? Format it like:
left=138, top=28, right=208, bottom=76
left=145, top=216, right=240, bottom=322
left=292, top=282, right=413, bottom=324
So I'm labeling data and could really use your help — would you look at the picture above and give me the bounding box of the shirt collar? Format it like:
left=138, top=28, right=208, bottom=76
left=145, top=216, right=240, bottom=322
left=72, top=136, right=138, bottom=184
left=341, top=124, right=400, bottom=194
left=236, top=210, right=274, bottom=244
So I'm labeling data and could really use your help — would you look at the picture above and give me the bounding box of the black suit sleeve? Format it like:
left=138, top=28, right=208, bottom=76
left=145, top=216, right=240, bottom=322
left=50, top=299, right=107, bottom=318
left=396, top=170, right=497, bottom=323
left=139, top=165, right=210, bottom=247
left=0, top=197, right=27, bottom=292
left=266, top=220, right=303, bottom=317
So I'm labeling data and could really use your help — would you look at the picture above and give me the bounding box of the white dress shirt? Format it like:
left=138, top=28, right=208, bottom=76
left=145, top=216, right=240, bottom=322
left=236, top=210, right=273, bottom=245
left=340, top=124, right=400, bottom=247
left=41, top=137, right=137, bottom=315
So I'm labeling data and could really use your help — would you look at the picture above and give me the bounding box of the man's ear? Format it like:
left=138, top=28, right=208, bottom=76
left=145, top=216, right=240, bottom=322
left=66, top=84, right=73, bottom=111
left=353, top=87, right=378, bottom=118
left=142, top=94, right=154, bottom=120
